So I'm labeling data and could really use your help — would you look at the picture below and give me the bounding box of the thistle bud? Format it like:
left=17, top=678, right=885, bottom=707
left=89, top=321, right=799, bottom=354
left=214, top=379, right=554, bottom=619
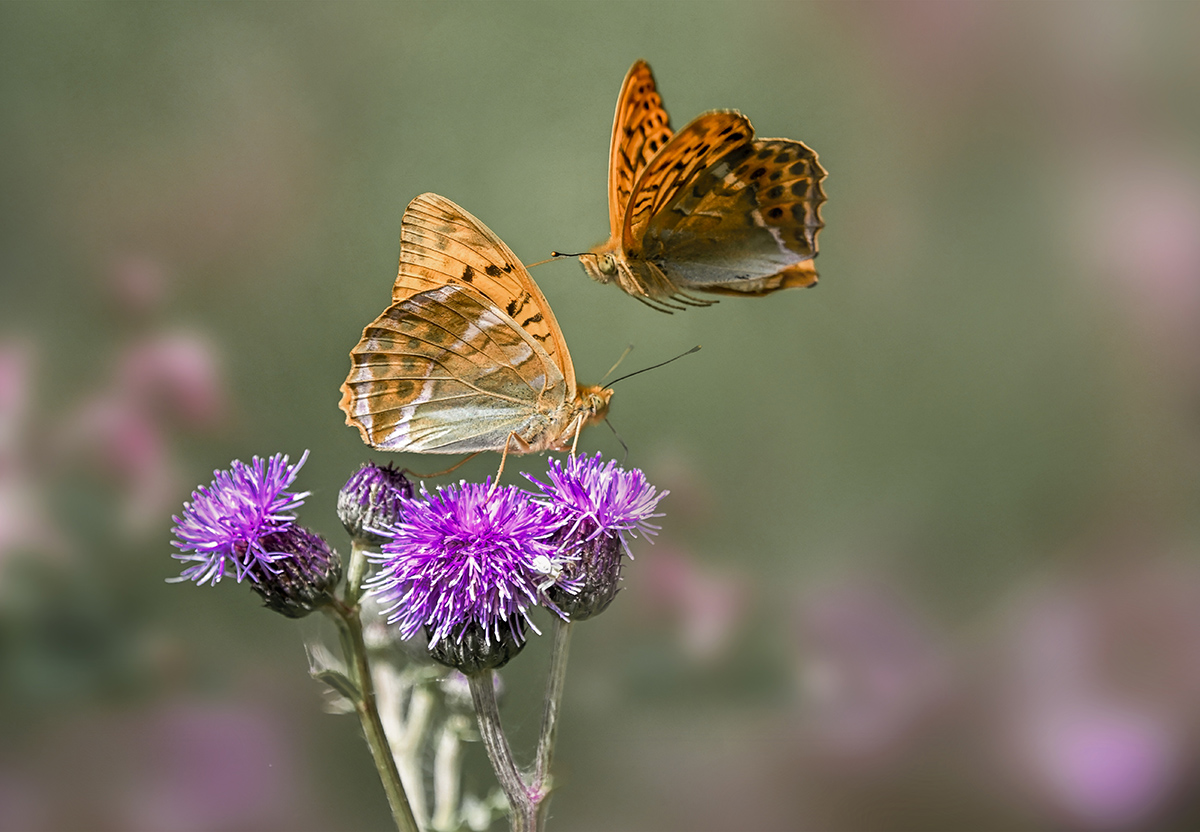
left=547, top=533, right=624, bottom=620
left=250, top=526, right=342, bottom=618
left=338, top=462, right=413, bottom=544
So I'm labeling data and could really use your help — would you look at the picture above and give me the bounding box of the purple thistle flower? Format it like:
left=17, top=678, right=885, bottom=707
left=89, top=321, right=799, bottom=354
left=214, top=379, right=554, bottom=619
left=526, top=453, right=667, bottom=620
left=527, top=452, right=667, bottom=554
left=169, top=451, right=310, bottom=585
left=367, top=480, right=570, bottom=659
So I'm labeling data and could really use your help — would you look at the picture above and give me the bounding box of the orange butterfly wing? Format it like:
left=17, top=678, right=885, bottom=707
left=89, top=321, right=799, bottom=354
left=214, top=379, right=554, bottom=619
left=390, top=192, right=576, bottom=392
left=621, top=111, right=757, bottom=251
left=582, top=61, right=827, bottom=307
left=607, top=60, right=674, bottom=242
left=639, top=134, right=826, bottom=296
left=340, top=194, right=606, bottom=453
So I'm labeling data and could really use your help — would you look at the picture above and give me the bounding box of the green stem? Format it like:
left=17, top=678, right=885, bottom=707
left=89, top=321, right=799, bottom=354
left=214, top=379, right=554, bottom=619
left=468, top=671, right=536, bottom=832
left=329, top=597, right=420, bottom=832
left=533, top=617, right=573, bottom=799
left=346, top=538, right=371, bottom=601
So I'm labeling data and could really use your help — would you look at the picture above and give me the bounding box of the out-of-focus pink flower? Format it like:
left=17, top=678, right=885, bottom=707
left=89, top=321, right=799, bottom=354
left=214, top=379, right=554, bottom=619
left=116, top=332, right=226, bottom=428
left=24, top=700, right=313, bottom=832
left=992, top=560, right=1200, bottom=829
left=58, top=330, right=226, bottom=535
left=0, top=342, right=64, bottom=566
left=109, top=255, right=168, bottom=316
left=1072, top=155, right=1200, bottom=365
left=120, top=703, right=300, bottom=832
left=794, top=579, right=953, bottom=765
left=1023, top=701, right=1178, bottom=830
left=63, top=394, right=177, bottom=535
left=638, top=546, right=748, bottom=663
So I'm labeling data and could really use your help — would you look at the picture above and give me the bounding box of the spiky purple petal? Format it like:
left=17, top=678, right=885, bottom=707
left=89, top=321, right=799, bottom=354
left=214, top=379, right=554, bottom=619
left=366, top=480, right=573, bottom=648
left=526, top=452, right=667, bottom=553
left=169, top=451, right=310, bottom=585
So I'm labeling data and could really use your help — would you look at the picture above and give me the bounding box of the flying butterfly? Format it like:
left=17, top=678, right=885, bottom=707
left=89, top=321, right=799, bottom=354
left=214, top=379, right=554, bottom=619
left=569, top=59, right=828, bottom=312
left=340, top=193, right=613, bottom=459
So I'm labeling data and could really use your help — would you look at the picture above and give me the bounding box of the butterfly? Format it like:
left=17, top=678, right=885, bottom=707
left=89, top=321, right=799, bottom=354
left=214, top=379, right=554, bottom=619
left=574, top=59, right=828, bottom=312
left=340, top=192, right=613, bottom=457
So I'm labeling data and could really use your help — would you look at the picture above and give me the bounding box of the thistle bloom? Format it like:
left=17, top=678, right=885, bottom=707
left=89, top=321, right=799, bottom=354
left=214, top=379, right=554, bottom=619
left=526, top=453, right=667, bottom=619
left=169, top=451, right=310, bottom=585
left=527, top=453, right=666, bottom=553
left=367, top=480, right=570, bottom=670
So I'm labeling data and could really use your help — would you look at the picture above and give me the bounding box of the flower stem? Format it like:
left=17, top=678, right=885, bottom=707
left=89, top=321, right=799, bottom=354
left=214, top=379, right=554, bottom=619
left=346, top=538, right=371, bottom=601
left=330, top=598, right=420, bottom=832
left=533, top=617, right=573, bottom=799
left=468, top=670, right=537, bottom=832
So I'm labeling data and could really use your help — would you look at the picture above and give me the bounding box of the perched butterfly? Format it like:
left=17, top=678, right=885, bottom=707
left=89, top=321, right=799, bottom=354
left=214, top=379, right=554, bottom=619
left=574, top=59, right=828, bottom=312
left=340, top=193, right=613, bottom=456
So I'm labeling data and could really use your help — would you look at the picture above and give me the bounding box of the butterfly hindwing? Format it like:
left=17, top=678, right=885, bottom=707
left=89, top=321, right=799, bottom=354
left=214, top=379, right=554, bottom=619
left=341, top=283, right=567, bottom=453
left=641, top=137, right=826, bottom=294
left=608, top=60, right=674, bottom=241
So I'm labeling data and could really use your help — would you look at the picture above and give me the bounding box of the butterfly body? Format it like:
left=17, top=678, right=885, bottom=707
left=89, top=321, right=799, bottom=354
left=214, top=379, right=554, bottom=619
left=581, top=61, right=827, bottom=309
left=341, top=193, right=612, bottom=455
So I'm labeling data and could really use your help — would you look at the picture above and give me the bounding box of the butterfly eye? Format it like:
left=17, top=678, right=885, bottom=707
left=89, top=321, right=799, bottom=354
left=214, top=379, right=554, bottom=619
left=598, top=255, right=617, bottom=277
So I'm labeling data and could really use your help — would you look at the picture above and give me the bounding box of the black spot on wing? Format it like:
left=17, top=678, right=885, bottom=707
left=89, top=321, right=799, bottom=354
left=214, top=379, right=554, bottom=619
left=485, top=264, right=503, bottom=278
left=461, top=265, right=475, bottom=283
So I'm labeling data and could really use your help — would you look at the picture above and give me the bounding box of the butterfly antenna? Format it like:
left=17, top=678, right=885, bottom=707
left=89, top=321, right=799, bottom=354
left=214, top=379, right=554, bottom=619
left=601, top=344, right=636, bottom=381
left=406, top=452, right=480, bottom=479
left=605, top=417, right=629, bottom=465
left=608, top=345, right=701, bottom=386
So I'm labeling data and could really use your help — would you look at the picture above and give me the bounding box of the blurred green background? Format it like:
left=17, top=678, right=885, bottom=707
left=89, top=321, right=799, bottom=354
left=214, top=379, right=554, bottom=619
left=4, top=2, right=1200, bottom=830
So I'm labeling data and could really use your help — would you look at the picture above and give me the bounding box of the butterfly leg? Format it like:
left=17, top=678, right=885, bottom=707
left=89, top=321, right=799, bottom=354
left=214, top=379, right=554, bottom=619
left=569, top=414, right=585, bottom=456
left=489, top=432, right=532, bottom=496
left=406, top=453, right=481, bottom=479
left=673, top=291, right=717, bottom=308
left=632, top=294, right=680, bottom=314
left=488, top=434, right=517, bottom=497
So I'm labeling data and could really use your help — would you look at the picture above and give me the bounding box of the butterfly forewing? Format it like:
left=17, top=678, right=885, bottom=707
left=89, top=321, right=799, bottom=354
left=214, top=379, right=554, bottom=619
left=392, top=193, right=576, bottom=391
left=622, top=111, right=755, bottom=252
left=608, top=60, right=674, bottom=240
left=341, top=283, right=568, bottom=453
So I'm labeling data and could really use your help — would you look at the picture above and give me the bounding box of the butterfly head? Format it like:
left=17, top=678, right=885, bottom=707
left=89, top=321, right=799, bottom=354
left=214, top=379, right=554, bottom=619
left=578, top=383, right=614, bottom=424
left=579, top=244, right=621, bottom=285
